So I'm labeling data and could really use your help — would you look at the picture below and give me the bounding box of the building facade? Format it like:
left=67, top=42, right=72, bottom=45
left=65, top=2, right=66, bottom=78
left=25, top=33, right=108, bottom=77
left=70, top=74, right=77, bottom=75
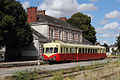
left=22, top=7, right=92, bottom=60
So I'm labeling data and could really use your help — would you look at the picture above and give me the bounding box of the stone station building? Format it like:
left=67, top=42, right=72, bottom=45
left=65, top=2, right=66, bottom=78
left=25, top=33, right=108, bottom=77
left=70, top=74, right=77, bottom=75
left=22, top=7, right=92, bottom=60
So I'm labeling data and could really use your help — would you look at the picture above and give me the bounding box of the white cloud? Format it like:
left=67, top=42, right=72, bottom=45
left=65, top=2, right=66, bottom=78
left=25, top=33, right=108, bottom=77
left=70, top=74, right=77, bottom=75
left=99, top=20, right=108, bottom=25
left=96, top=22, right=120, bottom=43
left=105, top=10, right=120, bottom=20
left=98, top=33, right=118, bottom=38
left=78, top=3, right=97, bottom=12
left=88, top=0, right=98, bottom=2
left=95, top=27, right=105, bottom=33
left=38, top=0, right=97, bottom=17
left=103, top=22, right=119, bottom=30
left=98, top=33, right=111, bottom=38
left=22, top=1, right=30, bottom=9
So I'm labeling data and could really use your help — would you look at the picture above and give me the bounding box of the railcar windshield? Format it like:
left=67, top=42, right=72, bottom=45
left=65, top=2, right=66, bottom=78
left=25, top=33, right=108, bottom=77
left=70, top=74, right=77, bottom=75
left=54, top=48, right=58, bottom=53
left=45, top=47, right=58, bottom=53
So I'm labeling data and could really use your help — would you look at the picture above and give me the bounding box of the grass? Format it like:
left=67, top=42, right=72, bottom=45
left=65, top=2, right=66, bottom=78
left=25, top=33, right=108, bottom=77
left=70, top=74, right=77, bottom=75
left=8, top=59, right=120, bottom=80
left=75, top=62, right=104, bottom=71
left=52, top=71, right=63, bottom=80
left=12, top=69, right=39, bottom=80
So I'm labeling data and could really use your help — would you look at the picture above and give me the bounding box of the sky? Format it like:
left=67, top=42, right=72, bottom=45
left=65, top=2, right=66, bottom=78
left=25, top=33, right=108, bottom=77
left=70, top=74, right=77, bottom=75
left=18, top=0, right=120, bottom=45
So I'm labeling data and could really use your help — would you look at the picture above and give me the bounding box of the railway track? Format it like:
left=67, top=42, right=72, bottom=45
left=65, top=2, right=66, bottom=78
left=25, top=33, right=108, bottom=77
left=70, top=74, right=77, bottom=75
left=98, top=71, right=120, bottom=80
left=34, top=60, right=120, bottom=80
left=0, top=57, right=119, bottom=80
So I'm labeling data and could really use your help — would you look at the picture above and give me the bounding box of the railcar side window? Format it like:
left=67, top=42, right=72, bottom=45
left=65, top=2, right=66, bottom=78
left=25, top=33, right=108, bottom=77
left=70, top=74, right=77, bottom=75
left=75, top=48, right=77, bottom=53
left=70, top=48, right=71, bottom=53
left=54, top=48, right=58, bottom=53
left=95, top=49, right=97, bottom=53
left=93, top=49, right=95, bottom=53
left=79, top=48, right=81, bottom=53
left=90, top=49, right=92, bottom=53
left=72, top=48, right=74, bottom=53
left=64, top=47, right=65, bottom=53
left=95, top=49, right=96, bottom=53
left=99, top=49, right=100, bottom=53
left=85, top=48, right=87, bottom=53
left=61, top=48, right=62, bottom=53
left=82, top=48, right=84, bottom=53
left=88, top=49, right=90, bottom=53
left=102, top=50, right=104, bottom=53
left=66, top=48, right=68, bottom=53
left=91, top=49, right=93, bottom=53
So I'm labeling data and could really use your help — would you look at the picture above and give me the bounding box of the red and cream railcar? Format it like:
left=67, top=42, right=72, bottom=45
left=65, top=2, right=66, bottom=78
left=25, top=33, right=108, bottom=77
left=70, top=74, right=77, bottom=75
left=42, top=41, right=106, bottom=62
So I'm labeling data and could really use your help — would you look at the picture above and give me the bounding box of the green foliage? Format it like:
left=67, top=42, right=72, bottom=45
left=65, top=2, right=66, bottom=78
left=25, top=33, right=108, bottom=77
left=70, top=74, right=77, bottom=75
left=116, top=35, right=120, bottom=51
left=103, top=43, right=109, bottom=52
left=67, top=12, right=96, bottom=44
left=12, top=70, right=39, bottom=80
left=52, top=71, right=63, bottom=80
left=0, top=0, right=33, bottom=48
left=76, top=65, right=85, bottom=71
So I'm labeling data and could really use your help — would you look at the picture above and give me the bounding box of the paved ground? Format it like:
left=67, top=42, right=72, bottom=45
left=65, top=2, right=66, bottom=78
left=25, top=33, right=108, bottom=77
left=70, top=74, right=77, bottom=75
left=0, top=58, right=119, bottom=78
left=0, top=60, right=45, bottom=68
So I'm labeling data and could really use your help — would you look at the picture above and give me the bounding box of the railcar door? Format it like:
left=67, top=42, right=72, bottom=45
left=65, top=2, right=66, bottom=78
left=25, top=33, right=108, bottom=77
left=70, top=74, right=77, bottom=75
left=75, top=47, right=78, bottom=61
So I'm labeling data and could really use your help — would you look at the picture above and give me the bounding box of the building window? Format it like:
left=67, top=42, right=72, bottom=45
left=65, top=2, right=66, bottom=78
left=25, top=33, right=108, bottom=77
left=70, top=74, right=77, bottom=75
left=78, top=34, right=80, bottom=43
left=73, top=33, right=74, bottom=41
left=51, top=29, right=53, bottom=39
left=66, top=31, right=68, bottom=40
left=59, top=30, right=61, bottom=40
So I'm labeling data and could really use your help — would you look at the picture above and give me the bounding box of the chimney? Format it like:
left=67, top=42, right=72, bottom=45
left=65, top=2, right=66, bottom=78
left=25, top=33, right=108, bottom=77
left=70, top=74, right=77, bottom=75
left=27, top=7, right=37, bottom=23
left=59, top=17, right=66, bottom=22
left=37, top=10, right=46, bottom=15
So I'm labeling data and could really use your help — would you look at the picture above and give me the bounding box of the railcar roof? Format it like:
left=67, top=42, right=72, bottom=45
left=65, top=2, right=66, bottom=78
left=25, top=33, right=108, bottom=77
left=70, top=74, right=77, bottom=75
left=44, top=42, right=105, bottom=49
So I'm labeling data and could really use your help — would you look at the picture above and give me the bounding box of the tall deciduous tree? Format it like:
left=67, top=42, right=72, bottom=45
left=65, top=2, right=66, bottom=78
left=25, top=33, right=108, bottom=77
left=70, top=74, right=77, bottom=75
left=67, top=12, right=96, bottom=44
left=103, top=43, right=109, bottom=52
left=116, top=35, right=120, bottom=51
left=0, top=0, right=33, bottom=61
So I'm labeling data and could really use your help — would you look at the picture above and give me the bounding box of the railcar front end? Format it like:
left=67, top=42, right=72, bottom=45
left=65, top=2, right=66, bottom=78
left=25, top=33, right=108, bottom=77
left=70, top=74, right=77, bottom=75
left=42, top=43, right=61, bottom=62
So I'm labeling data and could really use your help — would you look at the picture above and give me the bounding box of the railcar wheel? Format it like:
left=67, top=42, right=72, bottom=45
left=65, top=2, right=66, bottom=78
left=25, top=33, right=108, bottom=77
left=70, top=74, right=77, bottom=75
left=48, top=61, right=53, bottom=65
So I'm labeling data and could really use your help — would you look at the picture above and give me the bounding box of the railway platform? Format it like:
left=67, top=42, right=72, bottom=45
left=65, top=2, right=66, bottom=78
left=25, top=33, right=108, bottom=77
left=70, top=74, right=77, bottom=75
left=0, top=60, right=45, bottom=68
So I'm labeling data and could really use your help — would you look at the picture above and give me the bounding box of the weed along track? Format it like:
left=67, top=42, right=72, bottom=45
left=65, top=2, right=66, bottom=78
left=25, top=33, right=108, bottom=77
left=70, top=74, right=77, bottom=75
left=73, top=60, right=120, bottom=80
left=98, top=71, right=120, bottom=80
left=15, top=59, right=120, bottom=80
left=38, top=59, right=120, bottom=80
left=1, top=58, right=120, bottom=80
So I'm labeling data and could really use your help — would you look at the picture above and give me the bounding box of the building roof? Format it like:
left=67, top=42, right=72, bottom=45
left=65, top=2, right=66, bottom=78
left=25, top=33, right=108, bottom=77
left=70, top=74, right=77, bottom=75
left=32, top=28, right=49, bottom=42
left=110, top=42, right=118, bottom=47
left=32, top=14, right=82, bottom=32
left=31, top=14, right=92, bottom=45
left=82, top=37, right=93, bottom=45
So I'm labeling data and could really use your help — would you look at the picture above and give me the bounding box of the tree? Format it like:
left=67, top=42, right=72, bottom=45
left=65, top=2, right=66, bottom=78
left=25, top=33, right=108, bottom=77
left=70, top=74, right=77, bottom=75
left=103, top=43, right=109, bottom=52
left=116, top=35, right=120, bottom=51
left=0, top=0, right=33, bottom=61
left=67, top=12, right=96, bottom=44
